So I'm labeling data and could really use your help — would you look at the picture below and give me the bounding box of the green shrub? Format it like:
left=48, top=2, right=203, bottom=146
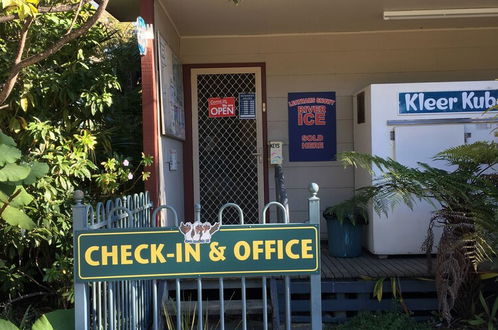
left=335, top=311, right=432, bottom=330
left=0, top=4, right=147, bottom=326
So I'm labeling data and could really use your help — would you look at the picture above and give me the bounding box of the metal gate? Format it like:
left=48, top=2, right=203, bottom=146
left=73, top=192, right=156, bottom=330
left=192, top=67, right=265, bottom=224
left=73, top=184, right=322, bottom=330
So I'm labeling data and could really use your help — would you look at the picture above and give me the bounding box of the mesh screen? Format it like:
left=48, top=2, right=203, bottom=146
left=197, top=73, right=259, bottom=224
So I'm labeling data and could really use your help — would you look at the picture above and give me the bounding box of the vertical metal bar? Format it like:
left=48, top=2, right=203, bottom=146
left=91, top=283, right=96, bottom=329
left=284, top=200, right=291, bottom=330
left=262, top=277, right=268, bottom=330
left=237, top=204, right=247, bottom=330
left=103, top=282, right=107, bottom=329
left=217, top=204, right=244, bottom=330
left=138, top=281, right=142, bottom=329
left=135, top=281, right=138, bottom=330
left=148, top=281, right=152, bottom=328
left=153, top=280, right=158, bottom=330
left=269, top=279, right=280, bottom=330
left=308, top=183, right=322, bottom=330
left=284, top=276, right=291, bottom=330
left=124, top=280, right=129, bottom=329
left=136, top=280, right=140, bottom=329
left=132, top=280, right=138, bottom=329
left=194, top=204, right=203, bottom=330
left=98, top=282, right=102, bottom=330
left=219, top=278, right=225, bottom=330
left=151, top=203, right=163, bottom=330
left=124, top=280, right=127, bottom=329
left=197, top=277, right=203, bottom=330
left=176, top=279, right=181, bottom=330
left=242, top=277, right=247, bottom=330
left=73, top=190, right=89, bottom=330
left=141, top=280, right=144, bottom=329
left=109, top=282, right=115, bottom=330
left=115, top=281, right=120, bottom=329
left=261, top=206, right=268, bottom=330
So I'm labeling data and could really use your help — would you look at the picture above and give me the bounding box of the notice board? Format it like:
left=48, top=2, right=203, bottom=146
left=157, top=33, right=185, bottom=140
left=288, top=92, right=336, bottom=162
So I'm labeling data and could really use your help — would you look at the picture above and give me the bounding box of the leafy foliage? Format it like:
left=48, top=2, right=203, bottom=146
left=0, top=308, right=74, bottom=330
left=339, top=141, right=498, bottom=325
left=94, top=152, right=153, bottom=197
left=334, top=311, right=432, bottom=330
left=0, top=5, right=148, bottom=326
left=0, top=0, right=39, bottom=20
left=0, top=131, right=47, bottom=229
left=323, top=192, right=369, bottom=226
left=467, top=291, right=498, bottom=330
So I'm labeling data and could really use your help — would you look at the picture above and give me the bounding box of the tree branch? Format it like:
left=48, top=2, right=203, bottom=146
left=7, top=291, right=56, bottom=305
left=66, top=0, right=85, bottom=35
left=0, top=17, right=32, bottom=108
left=0, top=0, right=110, bottom=106
left=0, top=0, right=92, bottom=23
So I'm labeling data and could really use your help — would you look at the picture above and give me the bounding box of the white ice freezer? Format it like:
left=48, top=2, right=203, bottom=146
left=353, top=81, right=498, bottom=255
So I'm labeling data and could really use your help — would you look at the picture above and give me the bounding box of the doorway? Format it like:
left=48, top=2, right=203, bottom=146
left=189, top=66, right=266, bottom=224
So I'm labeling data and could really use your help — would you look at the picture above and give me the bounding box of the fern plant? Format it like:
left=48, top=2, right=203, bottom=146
left=339, top=141, right=498, bottom=325
left=322, top=192, right=369, bottom=225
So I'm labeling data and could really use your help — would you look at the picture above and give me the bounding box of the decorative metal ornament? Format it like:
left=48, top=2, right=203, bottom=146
left=136, top=16, right=154, bottom=56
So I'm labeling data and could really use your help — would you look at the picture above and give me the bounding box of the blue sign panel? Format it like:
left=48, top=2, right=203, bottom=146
left=399, top=90, right=498, bottom=114
left=288, top=92, right=336, bottom=162
left=239, top=93, right=256, bottom=119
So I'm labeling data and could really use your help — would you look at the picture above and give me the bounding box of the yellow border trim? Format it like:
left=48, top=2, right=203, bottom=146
left=77, top=226, right=319, bottom=280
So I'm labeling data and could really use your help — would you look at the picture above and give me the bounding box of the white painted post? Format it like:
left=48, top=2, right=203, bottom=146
left=73, top=190, right=89, bottom=330
left=308, top=183, right=322, bottom=330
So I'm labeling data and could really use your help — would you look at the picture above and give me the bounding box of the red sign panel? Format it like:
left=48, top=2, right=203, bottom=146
left=208, top=97, right=236, bottom=118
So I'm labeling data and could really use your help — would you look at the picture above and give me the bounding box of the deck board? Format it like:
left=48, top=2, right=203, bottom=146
left=389, top=257, right=426, bottom=275
left=320, top=248, right=435, bottom=279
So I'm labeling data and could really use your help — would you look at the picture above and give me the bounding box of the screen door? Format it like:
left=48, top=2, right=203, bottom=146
left=191, top=67, right=264, bottom=224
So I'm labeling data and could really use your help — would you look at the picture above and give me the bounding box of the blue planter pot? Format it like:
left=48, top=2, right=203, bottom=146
left=326, top=216, right=363, bottom=257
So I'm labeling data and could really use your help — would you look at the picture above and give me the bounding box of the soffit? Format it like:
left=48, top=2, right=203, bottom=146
left=160, top=0, right=498, bottom=36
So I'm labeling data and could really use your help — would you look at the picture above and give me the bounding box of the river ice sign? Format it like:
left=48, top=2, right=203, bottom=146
left=399, top=90, right=498, bottom=114
left=208, top=97, right=236, bottom=118
left=288, top=92, right=337, bottom=161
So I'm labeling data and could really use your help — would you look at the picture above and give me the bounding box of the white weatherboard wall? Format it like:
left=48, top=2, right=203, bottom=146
left=155, top=4, right=184, bottom=224
left=180, top=28, right=498, bottom=238
left=354, top=81, right=498, bottom=255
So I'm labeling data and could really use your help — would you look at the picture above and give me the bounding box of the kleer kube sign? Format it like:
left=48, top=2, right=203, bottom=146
left=208, top=97, right=236, bottom=118
left=75, top=223, right=319, bottom=282
left=399, top=90, right=498, bottom=114
left=288, top=92, right=337, bottom=162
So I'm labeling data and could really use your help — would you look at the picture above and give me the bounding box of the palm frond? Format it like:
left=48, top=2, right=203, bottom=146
left=339, top=142, right=498, bottom=325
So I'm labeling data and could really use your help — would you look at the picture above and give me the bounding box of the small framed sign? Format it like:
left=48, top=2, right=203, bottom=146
left=208, top=97, right=236, bottom=118
left=239, top=93, right=256, bottom=119
left=270, top=141, right=283, bottom=165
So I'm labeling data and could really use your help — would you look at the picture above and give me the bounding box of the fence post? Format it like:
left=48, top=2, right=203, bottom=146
left=308, top=183, right=322, bottom=330
left=73, top=190, right=89, bottom=330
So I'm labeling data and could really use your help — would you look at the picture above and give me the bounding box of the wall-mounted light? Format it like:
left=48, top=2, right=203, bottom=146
left=383, top=8, right=498, bottom=20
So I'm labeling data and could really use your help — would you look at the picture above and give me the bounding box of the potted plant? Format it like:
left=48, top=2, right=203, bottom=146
left=323, top=193, right=369, bottom=258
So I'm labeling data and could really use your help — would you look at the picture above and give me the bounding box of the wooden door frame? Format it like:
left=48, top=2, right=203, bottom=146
left=182, top=63, right=268, bottom=220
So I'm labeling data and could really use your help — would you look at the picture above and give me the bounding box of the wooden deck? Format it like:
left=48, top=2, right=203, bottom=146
left=320, top=248, right=436, bottom=279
